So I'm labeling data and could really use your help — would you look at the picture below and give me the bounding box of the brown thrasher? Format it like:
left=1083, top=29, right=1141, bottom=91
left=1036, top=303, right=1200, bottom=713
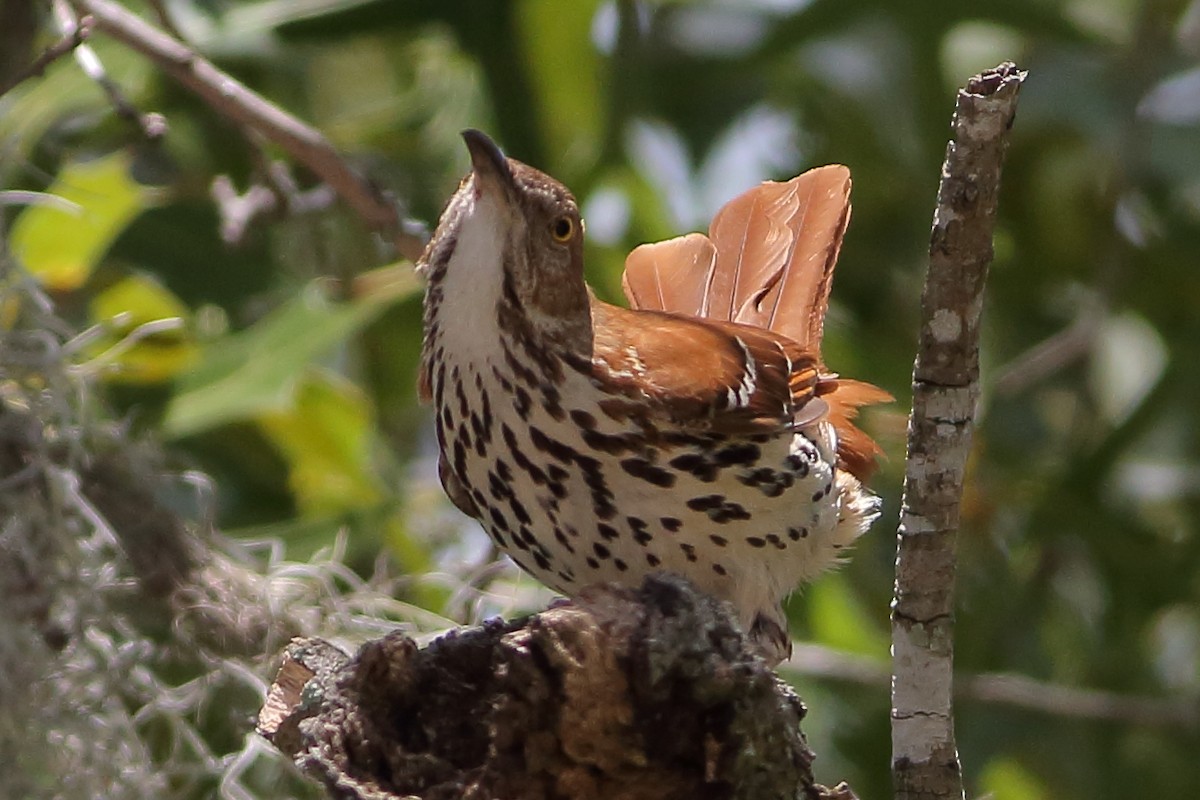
left=417, top=130, right=890, bottom=664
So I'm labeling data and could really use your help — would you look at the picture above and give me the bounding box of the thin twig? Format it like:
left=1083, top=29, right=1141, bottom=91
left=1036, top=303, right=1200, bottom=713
left=785, top=644, right=1199, bottom=731
left=992, top=297, right=1102, bottom=395
left=68, top=0, right=429, bottom=262
left=51, top=0, right=166, bottom=140
left=0, top=16, right=92, bottom=98
left=210, top=165, right=337, bottom=245
left=892, top=62, right=1026, bottom=800
left=144, top=0, right=184, bottom=40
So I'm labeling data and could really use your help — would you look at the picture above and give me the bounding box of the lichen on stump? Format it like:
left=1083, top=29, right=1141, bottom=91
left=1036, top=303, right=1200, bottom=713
left=259, top=575, right=855, bottom=800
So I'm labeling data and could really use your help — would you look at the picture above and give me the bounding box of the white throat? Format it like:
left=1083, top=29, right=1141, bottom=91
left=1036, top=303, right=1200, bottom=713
left=436, top=193, right=511, bottom=362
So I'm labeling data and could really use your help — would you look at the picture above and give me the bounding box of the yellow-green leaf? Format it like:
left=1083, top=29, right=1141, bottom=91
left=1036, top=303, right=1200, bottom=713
left=163, top=280, right=415, bottom=438
left=805, top=572, right=889, bottom=658
left=84, top=274, right=198, bottom=383
left=517, top=0, right=604, bottom=174
left=258, top=368, right=383, bottom=516
left=979, top=757, right=1050, bottom=800
left=10, top=151, right=153, bottom=291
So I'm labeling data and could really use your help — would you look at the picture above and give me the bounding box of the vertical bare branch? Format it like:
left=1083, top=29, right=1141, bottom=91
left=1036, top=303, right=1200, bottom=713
left=892, top=62, right=1026, bottom=800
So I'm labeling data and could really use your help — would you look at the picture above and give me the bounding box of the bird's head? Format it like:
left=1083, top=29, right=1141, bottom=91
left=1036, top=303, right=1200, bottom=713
left=420, top=130, right=590, bottom=345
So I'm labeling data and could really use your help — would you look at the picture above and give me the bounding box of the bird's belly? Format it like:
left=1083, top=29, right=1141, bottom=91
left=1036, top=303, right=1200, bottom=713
left=437, top=358, right=864, bottom=623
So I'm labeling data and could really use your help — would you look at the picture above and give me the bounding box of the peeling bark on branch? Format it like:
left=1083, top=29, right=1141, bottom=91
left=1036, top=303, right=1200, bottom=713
left=259, top=577, right=859, bottom=800
left=891, top=63, right=1026, bottom=800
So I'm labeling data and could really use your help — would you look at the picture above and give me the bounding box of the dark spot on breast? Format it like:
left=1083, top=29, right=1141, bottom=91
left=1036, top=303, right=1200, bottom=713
left=479, top=392, right=493, bottom=440
left=614, top=558, right=628, bottom=572
left=746, top=537, right=766, bottom=548
left=712, top=563, right=728, bottom=576
left=788, top=527, right=808, bottom=540
left=620, top=457, right=676, bottom=487
left=503, top=424, right=548, bottom=485
left=709, top=535, right=728, bottom=547
left=455, top=380, right=470, bottom=420
left=715, top=443, right=761, bottom=467
left=570, top=409, right=597, bottom=429
left=598, top=523, right=619, bottom=541
left=530, top=427, right=580, bottom=464
left=533, top=550, right=551, bottom=571
left=593, top=498, right=617, bottom=520
left=583, top=429, right=639, bottom=455
left=710, top=504, right=751, bottom=524
left=514, top=386, right=532, bottom=420
left=586, top=556, right=600, bottom=570
left=766, top=533, right=786, bottom=550
left=509, top=497, right=532, bottom=525
left=688, top=494, right=750, bottom=523
left=496, top=459, right=513, bottom=483
left=491, top=366, right=513, bottom=393
left=669, top=453, right=719, bottom=482
left=452, top=439, right=467, bottom=479
left=660, top=517, right=682, bottom=532
left=628, top=517, right=652, bottom=545
left=541, top=386, right=566, bottom=420
left=554, top=528, right=575, bottom=553
left=487, top=471, right=510, bottom=501
left=680, top=543, right=697, bottom=562
left=593, top=542, right=611, bottom=560
left=687, top=495, right=723, bottom=512
left=646, top=553, right=661, bottom=567
left=489, top=507, right=510, bottom=531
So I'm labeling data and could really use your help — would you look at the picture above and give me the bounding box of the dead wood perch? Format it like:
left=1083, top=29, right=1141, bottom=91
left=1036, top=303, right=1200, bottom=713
left=259, top=575, right=858, bottom=800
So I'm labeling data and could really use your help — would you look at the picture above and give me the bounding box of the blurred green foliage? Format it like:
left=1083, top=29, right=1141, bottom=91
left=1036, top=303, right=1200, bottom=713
left=3, top=0, right=1200, bottom=797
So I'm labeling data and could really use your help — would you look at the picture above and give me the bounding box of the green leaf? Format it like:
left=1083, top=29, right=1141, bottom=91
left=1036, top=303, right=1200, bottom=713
left=10, top=151, right=153, bottom=291
left=517, top=0, right=604, bottom=175
left=805, top=572, right=889, bottom=658
left=979, top=757, right=1050, bottom=800
left=258, top=368, right=383, bottom=516
left=85, top=274, right=199, bottom=383
left=163, top=280, right=415, bottom=438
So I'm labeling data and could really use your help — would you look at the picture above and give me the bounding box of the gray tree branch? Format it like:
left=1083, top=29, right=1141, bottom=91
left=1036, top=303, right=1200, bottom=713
left=891, top=62, right=1026, bottom=800
left=66, top=0, right=429, bottom=262
left=786, top=644, right=1200, bottom=731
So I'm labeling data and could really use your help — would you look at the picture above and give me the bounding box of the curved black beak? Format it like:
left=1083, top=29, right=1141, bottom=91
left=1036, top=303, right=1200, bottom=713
left=462, top=129, right=515, bottom=198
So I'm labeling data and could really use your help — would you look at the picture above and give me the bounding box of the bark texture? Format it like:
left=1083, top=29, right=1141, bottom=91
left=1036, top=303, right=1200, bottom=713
left=259, top=576, right=857, bottom=800
left=891, top=62, right=1026, bottom=800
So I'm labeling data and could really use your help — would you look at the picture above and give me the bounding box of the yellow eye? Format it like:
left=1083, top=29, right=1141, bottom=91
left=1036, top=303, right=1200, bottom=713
left=551, top=216, right=575, bottom=242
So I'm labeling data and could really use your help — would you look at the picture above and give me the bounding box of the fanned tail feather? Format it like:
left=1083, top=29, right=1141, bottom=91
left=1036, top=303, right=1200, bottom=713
left=622, top=233, right=716, bottom=318
left=622, top=165, right=889, bottom=479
